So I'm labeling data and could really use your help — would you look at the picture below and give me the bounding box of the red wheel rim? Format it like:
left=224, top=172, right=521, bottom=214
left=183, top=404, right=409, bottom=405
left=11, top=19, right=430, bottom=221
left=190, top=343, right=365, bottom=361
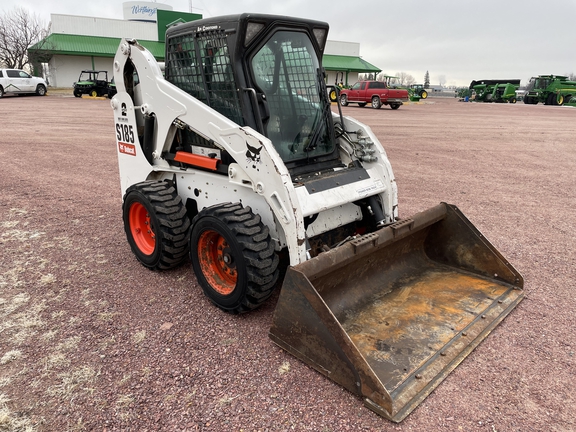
left=197, top=229, right=237, bottom=295
left=129, top=201, right=156, bottom=255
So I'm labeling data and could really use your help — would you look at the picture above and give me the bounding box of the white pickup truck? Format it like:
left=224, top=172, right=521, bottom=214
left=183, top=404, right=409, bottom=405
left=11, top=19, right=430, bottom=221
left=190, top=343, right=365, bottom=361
left=0, top=69, right=47, bottom=97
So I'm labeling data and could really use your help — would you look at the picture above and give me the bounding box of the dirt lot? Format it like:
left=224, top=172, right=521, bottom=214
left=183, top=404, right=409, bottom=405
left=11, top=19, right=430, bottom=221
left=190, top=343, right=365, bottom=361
left=0, top=92, right=575, bottom=431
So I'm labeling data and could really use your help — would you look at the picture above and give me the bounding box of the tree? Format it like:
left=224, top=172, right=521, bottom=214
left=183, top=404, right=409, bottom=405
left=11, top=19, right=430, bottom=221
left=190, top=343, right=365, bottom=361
left=0, top=7, right=50, bottom=72
left=424, top=70, right=430, bottom=88
left=395, top=71, right=415, bottom=87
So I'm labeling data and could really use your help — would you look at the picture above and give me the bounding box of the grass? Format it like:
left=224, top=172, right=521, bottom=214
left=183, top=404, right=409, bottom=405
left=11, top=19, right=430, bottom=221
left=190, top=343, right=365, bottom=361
left=278, top=361, right=291, bottom=375
left=46, top=366, right=98, bottom=400
left=133, top=330, right=146, bottom=344
left=0, top=393, right=35, bottom=431
left=0, top=351, right=22, bottom=365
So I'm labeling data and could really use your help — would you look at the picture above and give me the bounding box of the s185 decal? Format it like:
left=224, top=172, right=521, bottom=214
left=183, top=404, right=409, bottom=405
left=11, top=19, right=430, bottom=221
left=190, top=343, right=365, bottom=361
left=116, top=123, right=134, bottom=143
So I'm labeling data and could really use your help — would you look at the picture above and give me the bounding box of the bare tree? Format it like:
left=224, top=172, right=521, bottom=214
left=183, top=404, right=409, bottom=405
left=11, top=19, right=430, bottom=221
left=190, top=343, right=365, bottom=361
left=0, top=7, right=50, bottom=72
left=395, top=72, right=415, bottom=87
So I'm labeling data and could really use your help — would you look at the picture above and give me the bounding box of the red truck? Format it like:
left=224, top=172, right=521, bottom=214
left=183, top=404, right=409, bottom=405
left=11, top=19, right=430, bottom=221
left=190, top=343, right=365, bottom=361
left=339, top=80, right=409, bottom=109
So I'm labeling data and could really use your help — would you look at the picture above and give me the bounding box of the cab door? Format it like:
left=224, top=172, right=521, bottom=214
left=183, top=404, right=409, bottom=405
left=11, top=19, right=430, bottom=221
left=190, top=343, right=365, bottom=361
left=348, top=81, right=365, bottom=102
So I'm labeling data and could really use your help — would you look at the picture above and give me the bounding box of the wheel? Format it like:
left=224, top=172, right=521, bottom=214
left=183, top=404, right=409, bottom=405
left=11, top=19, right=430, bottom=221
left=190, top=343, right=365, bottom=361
left=420, top=90, right=428, bottom=99
left=190, top=203, right=280, bottom=314
left=339, top=94, right=349, bottom=106
left=390, top=104, right=400, bottom=110
left=90, top=90, right=98, bottom=97
left=509, top=97, right=517, bottom=104
left=329, top=89, right=337, bottom=102
left=73, top=90, right=81, bottom=97
left=36, top=84, right=46, bottom=96
left=545, top=93, right=555, bottom=105
left=123, top=180, right=190, bottom=270
left=358, top=102, right=367, bottom=107
left=371, top=96, right=381, bottom=109
left=557, top=94, right=564, bottom=106
left=0, top=86, right=4, bottom=98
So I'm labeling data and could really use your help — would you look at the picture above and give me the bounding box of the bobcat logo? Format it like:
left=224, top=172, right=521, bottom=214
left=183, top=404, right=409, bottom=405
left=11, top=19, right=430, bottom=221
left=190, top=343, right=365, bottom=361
left=246, top=143, right=262, bottom=169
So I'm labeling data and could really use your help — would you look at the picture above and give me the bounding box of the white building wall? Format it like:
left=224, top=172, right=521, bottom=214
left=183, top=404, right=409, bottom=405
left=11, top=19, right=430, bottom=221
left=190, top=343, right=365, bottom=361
left=51, top=14, right=157, bottom=40
left=326, top=71, right=359, bottom=87
left=325, top=40, right=360, bottom=57
left=48, top=55, right=114, bottom=87
left=324, top=40, right=362, bottom=86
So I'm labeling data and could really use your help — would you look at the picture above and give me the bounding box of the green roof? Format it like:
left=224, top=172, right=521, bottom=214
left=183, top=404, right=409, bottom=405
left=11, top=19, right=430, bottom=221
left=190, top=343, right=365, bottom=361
left=29, top=35, right=379, bottom=75
left=29, top=34, right=165, bottom=61
left=322, top=54, right=381, bottom=73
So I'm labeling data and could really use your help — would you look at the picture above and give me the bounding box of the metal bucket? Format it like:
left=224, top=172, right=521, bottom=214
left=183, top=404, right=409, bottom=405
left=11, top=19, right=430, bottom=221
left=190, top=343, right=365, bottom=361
left=269, top=203, right=523, bottom=422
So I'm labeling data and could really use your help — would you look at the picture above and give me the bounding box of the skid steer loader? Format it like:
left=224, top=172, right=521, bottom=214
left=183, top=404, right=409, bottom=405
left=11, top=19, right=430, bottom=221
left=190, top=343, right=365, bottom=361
left=111, top=14, right=523, bottom=422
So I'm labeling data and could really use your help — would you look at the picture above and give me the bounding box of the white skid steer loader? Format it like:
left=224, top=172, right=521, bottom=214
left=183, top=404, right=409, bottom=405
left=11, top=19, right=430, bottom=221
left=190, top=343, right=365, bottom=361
left=111, top=14, right=523, bottom=422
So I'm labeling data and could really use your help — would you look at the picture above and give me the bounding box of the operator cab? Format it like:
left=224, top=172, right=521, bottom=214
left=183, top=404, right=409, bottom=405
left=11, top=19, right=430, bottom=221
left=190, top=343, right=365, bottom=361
left=164, top=14, right=339, bottom=177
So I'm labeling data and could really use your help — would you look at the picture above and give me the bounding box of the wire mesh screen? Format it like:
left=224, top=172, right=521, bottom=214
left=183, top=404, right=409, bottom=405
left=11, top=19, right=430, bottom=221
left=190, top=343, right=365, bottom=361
left=165, top=31, right=244, bottom=126
left=251, top=31, right=334, bottom=162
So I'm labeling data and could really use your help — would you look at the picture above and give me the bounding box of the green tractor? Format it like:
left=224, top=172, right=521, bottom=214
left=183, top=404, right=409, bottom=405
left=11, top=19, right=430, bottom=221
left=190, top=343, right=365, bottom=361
left=523, top=75, right=576, bottom=105
left=469, top=79, right=520, bottom=103
left=409, top=83, right=428, bottom=100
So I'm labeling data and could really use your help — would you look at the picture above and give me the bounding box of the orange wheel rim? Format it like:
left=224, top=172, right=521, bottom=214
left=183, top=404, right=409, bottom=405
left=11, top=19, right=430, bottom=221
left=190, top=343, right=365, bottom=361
left=129, top=201, right=156, bottom=255
left=197, top=230, right=237, bottom=295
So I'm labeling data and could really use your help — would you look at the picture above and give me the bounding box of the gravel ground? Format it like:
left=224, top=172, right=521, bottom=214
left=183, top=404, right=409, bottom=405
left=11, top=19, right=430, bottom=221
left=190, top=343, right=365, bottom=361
left=0, top=92, right=575, bottom=431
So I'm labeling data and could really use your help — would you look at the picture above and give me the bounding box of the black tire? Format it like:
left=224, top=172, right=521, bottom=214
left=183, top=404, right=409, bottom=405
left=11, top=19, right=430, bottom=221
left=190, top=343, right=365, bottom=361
left=420, top=90, right=428, bottom=99
left=339, top=94, right=349, bottom=106
left=0, top=86, right=4, bottom=98
left=122, top=180, right=190, bottom=270
left=545, top=93, right=555, bottom=105
left=36, top=84, right=47, bottom=96
left=371, top=96, right=381, bottom=109
left=358, top=102, right=367, bottom=107
left=390, top=104, right=400, bottom=110
left=73, top=90, right=82, bottom=98
left=190, top=203, right=279, bottom=314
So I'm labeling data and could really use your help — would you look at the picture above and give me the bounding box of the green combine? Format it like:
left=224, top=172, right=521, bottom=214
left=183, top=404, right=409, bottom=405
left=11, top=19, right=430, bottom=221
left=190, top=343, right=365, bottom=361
left=524, top=75, right=576, bottom=105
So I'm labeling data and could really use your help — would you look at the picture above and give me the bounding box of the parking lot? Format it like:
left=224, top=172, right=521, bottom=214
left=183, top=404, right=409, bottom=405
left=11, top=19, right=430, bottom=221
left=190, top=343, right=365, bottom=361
left=1, top=93, right=575, bottom=431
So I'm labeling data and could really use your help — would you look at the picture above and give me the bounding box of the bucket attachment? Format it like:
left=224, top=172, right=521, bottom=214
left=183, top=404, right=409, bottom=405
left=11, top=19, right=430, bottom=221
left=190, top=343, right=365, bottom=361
left=269, top=203, right=523, bottom=422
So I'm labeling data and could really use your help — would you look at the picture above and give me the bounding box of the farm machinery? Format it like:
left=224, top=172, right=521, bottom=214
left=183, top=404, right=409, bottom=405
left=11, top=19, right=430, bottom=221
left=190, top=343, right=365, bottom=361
left=469, top=79, right=520, bottom=103
left=110, top=13, right=524, bottom=422
left=408, top=83, right=428, bottom=101
left=523, top=75, right=576, bottom=105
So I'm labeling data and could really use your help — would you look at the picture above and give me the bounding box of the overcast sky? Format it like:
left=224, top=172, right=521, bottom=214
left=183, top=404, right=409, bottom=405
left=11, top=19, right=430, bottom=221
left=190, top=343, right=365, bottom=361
left=4, top=0, right=575, bottom=87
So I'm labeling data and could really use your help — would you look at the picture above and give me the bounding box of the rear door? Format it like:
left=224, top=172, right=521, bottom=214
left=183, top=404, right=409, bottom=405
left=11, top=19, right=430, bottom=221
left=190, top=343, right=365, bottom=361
left=368, top=81, right=385, bottom=97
